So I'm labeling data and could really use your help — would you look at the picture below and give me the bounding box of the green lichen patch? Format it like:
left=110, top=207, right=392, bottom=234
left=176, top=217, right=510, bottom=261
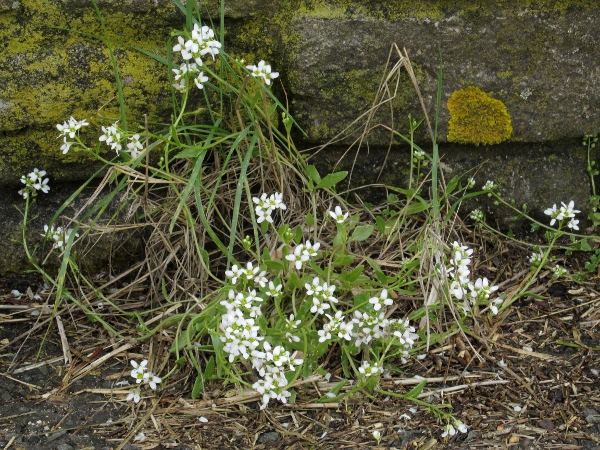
left=447, top=86, right=513, bottom=146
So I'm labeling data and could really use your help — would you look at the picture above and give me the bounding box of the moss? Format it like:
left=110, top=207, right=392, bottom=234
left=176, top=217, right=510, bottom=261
left=447, top=86, right=513, bottom=146
left=285, top=0, right=597, bottom=22
left=0, top=0, right=177, bottom=179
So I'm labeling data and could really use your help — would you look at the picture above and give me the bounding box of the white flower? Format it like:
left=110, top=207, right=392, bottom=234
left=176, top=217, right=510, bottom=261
left=266, top=281, right=282, bottom=298
left=256, top=207, right=273, bottom=224
left=19, top=168, right=51, bottom=198
left=41, top=224, right=79, bottom=250
left=173, top=24, right=221, bottom=65
left=489, top=297, right=503, bottom=315
left=99, top=122, right=122, bottom=152
left=369, top=289, right=393, bottom=311
left=126, top=389, right=141, bottom=403
left=302, top=240, right=320, bottom=258
left=225, top=265, right=244, bottom=284
left=328, top=205, right=348, bottom=224
left=567, top=217, right=579, bottom=230
left=455, top=420, right=468, bottom=434
left=469, top=209, right=484, bottom=222
left=529, top=251, right=543, bottom=266
left=127, top=134, right=144, bottom=159
left=358, top=360, right=383, bottom=378
left=468, top=277, right=499, bottom=302
left=268, top=192, right=286, bottom=210
left=560, top=200, right=580, bottom=219
left=441, top=424, right=456, bottom=438
left=467, top=177, right=476, bottom=189
left=60, top=137, right=73, bottom=154
left=194, top=71, right=209, bottom=89
left=56, top=116, right=89, bottom=139
left=145, top=373, right=162, bottom=390
left=286, top=245, right=309, bottom=270
left=544, top=203, right=560, bottom=225
left=552, top=264, right=567, bottom=279
left=246, top=60, right=279, bottom=85
left=130, top=359, right=148, bottom=383
left=483, top=180, right=494, bottom=191
left=449, top=280, right=467, bottom=300
left=33, top=176, right=50, bottom=194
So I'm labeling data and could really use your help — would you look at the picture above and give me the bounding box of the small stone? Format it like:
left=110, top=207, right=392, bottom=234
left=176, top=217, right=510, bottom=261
left=585, top=414, right=600, bottom=424
left=538, top=419, right=555, bottom=431
left=257, top=431, right=280, bottom=444
left=55, top=444, right=74, bottom=450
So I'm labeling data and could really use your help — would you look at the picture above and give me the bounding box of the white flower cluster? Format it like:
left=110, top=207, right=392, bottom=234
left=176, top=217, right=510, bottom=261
left=285, top=241, right=320, bottom=270
left=552, top=264, right=568, bottom=279
left=41, top=224, right=79, bottom=250
left=529, top=251, right=543, bottom=266
left=446, top=241, right=502, bottom=315
left=171, top=23, right=221, bottom=92
left=350, top=310, right=416, bottom=357
left=126, top=359, right=162, bottom=403
left=127, top=134, right=144, bottom=159
left=222, top=260, right=302, bottom=409
left=318, top=310, right=353, bottom=342
left=469, top=209, right=484, bottom=222
left=441, top=420, right=468, bottom=438
left=544, top=200, right=580, bottom=230
left=246, top=60, right=279, bottom=86
left=99, top=122, right=122, bottom=153
left=305, top=276, right=338, bottom=315
left=56, top=116, right=89, bottom=154
left=172, top=62, right=209, bottom=92
left=252, top=192, right=287, bottom=224
left=18, top=168, right=50, bottom=199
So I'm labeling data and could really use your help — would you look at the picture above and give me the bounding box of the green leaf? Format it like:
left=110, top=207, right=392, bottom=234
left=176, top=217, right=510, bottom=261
left=265, top=260, right=284, bottom=271
left=305, top=165, right=321, bottom=184
left=332, top=254, right=355, bottom=267
left=350, top=224, right=374, bottom=242
left=406, top=379, right=427, bottom=399
left=288, top=271, right=303, bottom=289
left=343, top=265, right=364, bottom=283
left=174, top=146, right=206, bottom=159
left=316, top=171, right=348, bottom=189
left=387, top=193, right=399, bottom=204
left=305, top=212, right=314, bottom=227
left=191, top=372, right=204, bottom=399
left=445, top=176, right=460, bottom=195
left=203, top=356, right=215, bottom=379
left=376, top=216, right=386, bottom=234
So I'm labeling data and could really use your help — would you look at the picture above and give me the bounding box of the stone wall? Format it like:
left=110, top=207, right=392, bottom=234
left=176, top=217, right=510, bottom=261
left=0, top=0, right=598, bottom=273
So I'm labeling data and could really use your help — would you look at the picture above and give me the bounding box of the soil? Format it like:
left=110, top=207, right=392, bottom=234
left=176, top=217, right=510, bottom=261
left=1, top=247, right=600, bottom=450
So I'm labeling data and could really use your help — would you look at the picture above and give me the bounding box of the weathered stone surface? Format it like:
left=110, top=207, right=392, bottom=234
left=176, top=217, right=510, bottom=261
left=314, top=139, right=591, bottom=230
left=0, top=0, right=181, bottom=185
left=0, top=0, right=599, bottom=275
left=0, top=184, right=141, bottom=275
left=279, top=3, right=600, bottom=144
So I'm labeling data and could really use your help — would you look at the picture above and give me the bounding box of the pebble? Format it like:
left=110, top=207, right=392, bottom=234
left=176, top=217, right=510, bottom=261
left=257, top=431, right=280, bottom=444
left=538, top=419, right=555, bottom=431
left=56, top=444, right=74, bottom=450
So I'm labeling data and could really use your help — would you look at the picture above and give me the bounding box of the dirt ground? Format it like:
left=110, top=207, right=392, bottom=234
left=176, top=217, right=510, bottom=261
left=1, top=245, right=600, bottom=450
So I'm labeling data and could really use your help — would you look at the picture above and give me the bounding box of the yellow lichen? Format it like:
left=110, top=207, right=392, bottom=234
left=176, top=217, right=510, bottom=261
left=447, top=86, right=513, bottom=146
